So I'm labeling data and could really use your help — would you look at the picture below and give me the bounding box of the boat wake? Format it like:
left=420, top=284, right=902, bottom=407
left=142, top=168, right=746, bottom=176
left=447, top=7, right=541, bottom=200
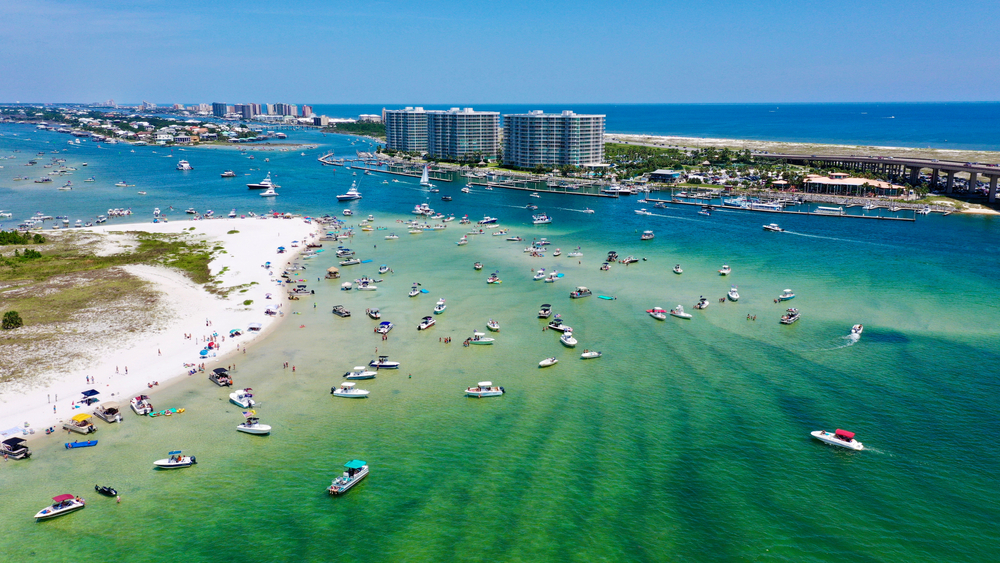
left=796, top=333, right=860, bottom=352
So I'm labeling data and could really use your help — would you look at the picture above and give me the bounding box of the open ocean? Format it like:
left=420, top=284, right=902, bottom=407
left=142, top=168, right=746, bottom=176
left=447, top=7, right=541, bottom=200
left=0, top=124, right=998, bottom=562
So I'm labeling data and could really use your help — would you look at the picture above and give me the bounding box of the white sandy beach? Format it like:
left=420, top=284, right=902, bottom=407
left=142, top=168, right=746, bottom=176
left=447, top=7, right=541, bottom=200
left=0, top=216, right=317, bottom=440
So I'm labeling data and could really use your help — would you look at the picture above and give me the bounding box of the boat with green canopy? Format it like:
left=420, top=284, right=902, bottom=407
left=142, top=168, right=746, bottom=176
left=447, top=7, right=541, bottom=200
left=328, top=460, right=368, bottom=495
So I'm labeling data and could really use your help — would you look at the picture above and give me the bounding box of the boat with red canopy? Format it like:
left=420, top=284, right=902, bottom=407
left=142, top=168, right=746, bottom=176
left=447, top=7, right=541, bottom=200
left=811, top=428, right=864, bottom=450
left=34, top=494, right=85, bottom=520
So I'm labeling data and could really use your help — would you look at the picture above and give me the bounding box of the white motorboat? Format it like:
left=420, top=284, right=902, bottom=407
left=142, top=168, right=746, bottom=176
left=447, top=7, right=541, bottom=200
left=694, top=296, right=709, bottom=309
left=763, top=223, right=784, bottom=232
left=851, top=324, right=864, bottom=335
left=408, top=285, right=420, bottom=297
left=328, top=460, right=368, bottom=495
left=673, top=264, right=683, bottom=274
left=560, top=331, right=578, bottom=347
left=456, top=236, right=468, bottom=246
left=532, top=214, right=552, bottom=224
left=154, top=450, right=197, bottom=469
left=778, top=289, right=795, bottom=301
left=236, top=413, right=271, bottom=435
left=247, top=172, right=278, bottom=190
left=344, top=366, right=378, bottom=380
left=530, top=192, right=540, bottom=198
left=647, top=307, right=667, bottom=320
left=486, top=273, right=501, bottom=284
left=369, top=355, right=400, bottom=369
left=469, top=331, right=494, bottom=345
left=357, top=282, right=377, bottom=291
left=547, top=318, right=571, bottom=332
left=378, top=264, right=390, bottom=275
left=34, top=495, right=85, bottom=521
left=466, top=381, right=504, bottom=397
left=344, top=209, right=353, bottom=216
left=780, top=308, right=800, bottom=324
left=229, top=388, right=256, bottom=408
left=340, top=258, right=361, bottom=266
left=727, top=286, right=739, bottom=301
left=580, top=350, right=602, bottom=359
left=641, top=230, right=654, bottom=240
left=418, top=316, right=436, bottom=330
left=538, top=304, right=553, bottom=318
left=719, top=264, right=731, bottom=275
left=569, top=286, right=591, bottom=299
left=533, top=269, right=546, bottom=281
left=332, top=382, right=369, bottom=398
left=176, top=160, right=193, bottom=171
left=366, top=308, right=380, bottom=319
left=670, top=305, right=692, bottom=319
left=486, top=319, right=500, bottom=332
left=337, top=184, right=363, bottom=201
left=130, top=394, right=154, bottom=415
left=811, top=429, right=864, bottom=451
left=385, top=234, right=398, bottom=239
left=544, top=272, right=559, bottom=283
left=433, top=299, right=447, bottom=314
left=259, top=186, right=278, bottom=197
left=341, top=282, right=353, bottom=291
left=376, top=321, right=393, bottom=334
left=538, top=357, right=558, bottom=368
left=461, top=187, right=470, bottom=193
left=221, top=170, right=236, bottom=178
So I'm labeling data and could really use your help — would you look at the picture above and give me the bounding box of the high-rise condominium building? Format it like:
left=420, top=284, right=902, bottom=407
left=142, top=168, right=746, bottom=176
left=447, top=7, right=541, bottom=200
left=384, top=107, right=429, bottom=153
left=301, top=105, right=313, bottom=118
left=212, top=102, right=227, bottom=118
left=502, top=110, right=605, bottom=168
left=426, top=108, right=499, bottom=161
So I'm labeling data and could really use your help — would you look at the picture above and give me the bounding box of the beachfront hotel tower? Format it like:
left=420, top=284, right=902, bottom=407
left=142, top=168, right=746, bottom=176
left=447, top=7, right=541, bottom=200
left=502, top=110, right=605, bottom=168
left=427, top=108, right=500, bottom=161
left=384, top=107, right=429, bottom=153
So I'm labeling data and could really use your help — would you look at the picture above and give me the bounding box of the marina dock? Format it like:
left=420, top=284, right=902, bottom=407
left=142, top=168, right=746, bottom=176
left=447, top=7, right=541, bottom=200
left=646, top=198, right=917, bottom=221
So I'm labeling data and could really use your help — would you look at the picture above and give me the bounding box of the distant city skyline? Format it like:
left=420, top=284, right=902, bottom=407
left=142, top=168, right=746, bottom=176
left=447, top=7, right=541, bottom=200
left=3, top=0, right=999, bottom=104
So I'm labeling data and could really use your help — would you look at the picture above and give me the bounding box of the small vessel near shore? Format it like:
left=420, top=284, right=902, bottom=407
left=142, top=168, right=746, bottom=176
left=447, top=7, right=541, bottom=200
left=376, top=321, right=393, bottom=334
left=694, top=296, right=709, bottom=309
left=641, top=230, right=654, bottom=240
left=34, top=495, right=85, bottom=521
left=778, top=289, right=795, bottom=301
left=548, top=318, right=572, bottom=332
left=670, top=305, right=692, bottom=319
left=95, top=485, right=117, bottom=497
left=154, top=451, right=197, bottom=469
left=418, top=316, right=436, bottom=330
left=486, top=319, right=500, bottom=332
left=466, top=381, right=504, bottom=398
left=369, top=355, right=400, bottom=369
left=259, top=186, right=278, bottom=197
left=328, top=460, right=368, bottom=495
left=719, top=264, right=732, bottom=275
left=93, top=401, right=123, bottom=423
left=130, top=395, right=154, bottom=415
left=851, top=324, right=864, bottom=336
left=469, top=331, right=494, bottom=345
left=344, top=366, right=378, bottom=380
left=176, top=160, right=193, bottom=171
left=229, top=388, right=256, bottom=409
left=560, top=331, right=578, bottom=347
left=811, top=429, right=864, bottom=450
left=538, top=304, right=553, bottom=318
left=539, top=357, right=558, bottom=368
left=647, top=307, right=667, bottom=320
left=433, top=298, right=447, bottom=314
left=221, top=170, right=236, bottom=178
left=727, top=285, right=740, bottom=302
left=209, top=368, right=233, bottom=386
left=63, top=414, right=97, bottom=435
left=673, top=264, right=683, bottom=274
left=580, top=350, right=602, bottom=359
left=332, top=382, right=370, bottom=398
left=569, top=286, right=592, bottom=299
left=236, top=412, right=271, bottom=435
left=780, top=308, right=800, bottom=324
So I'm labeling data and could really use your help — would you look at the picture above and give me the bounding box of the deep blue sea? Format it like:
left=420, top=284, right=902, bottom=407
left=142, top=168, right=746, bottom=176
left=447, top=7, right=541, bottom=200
left=306, top=103, right=1000, bottom=152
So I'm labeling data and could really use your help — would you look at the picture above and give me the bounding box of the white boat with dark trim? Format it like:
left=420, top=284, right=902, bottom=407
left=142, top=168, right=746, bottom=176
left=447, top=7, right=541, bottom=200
left=344, top=366, right=378, bottom=380
left=247, top=172, right=278, bottom=190
left=851, top=324, right=864, bottom=336
left=647, top=307, right=667, bottom=320
left=34, top=494, right=85, bottom=521
left=469, top=331, right=494, bottom=345
left=229, top=388, right=256, bottom=408
left=418, top=316, right=436, bottom=330
left=640, top=230, right=654, bottom=240
left=486, top=319, right=500, bottom=332
left=236, top=413, right=271, bottom=435
left=811, top=429, right=864, bottom=450
left=331, top=382, right=370, bottom=398
left=538, top=357, right=558, bottom=368
left=259, top=186, right=278, bottom=197
left=580, top=350, right=602, bottom=359
left=466, top=381, right=504, bottom=397
left=778, top=289, right=795, bottom=301
left=763, top=223, right=784, bottom=232
left=369, top=355, right=400, bottom=369
left=670, top=305, right=692, bottom=319
left=727, top=285, right=739, bottom=301
left=176, top=160, right=193, bottom=171
left=719, top=264, right=732, bottom=275
left=694, top=296, right=709, bottom=309
left=130, top=394, right=154, bottom=415
left=780, top=308, right=800, bottom=324
left=337, top=184, right=362, bottom=201
left=376, top=321, right=393, bottom=334
left=433, top=299, right=446, bottom=314
left=560, top=331, right=577, bottom=347
left=673, top=264, right=683, bottom=274
left=328, top=460, right=368, bottom=495
left=154, top=450, right=197, bottom=469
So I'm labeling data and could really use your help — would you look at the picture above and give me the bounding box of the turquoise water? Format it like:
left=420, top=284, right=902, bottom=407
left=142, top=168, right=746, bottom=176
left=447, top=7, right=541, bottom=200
left=1, top=125, right=999, bottom=561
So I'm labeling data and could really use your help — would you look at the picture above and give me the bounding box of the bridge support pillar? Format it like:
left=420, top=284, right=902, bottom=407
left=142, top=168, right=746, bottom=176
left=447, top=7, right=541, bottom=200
left=968, top=172, right=978, bottom=194
left=946, top=170, right=955, bottom=194
left=908, top=166, right=921, bottom=184
left=990, top=175, right=998, bottom=203
left=931, top=169, right=939, bottom=188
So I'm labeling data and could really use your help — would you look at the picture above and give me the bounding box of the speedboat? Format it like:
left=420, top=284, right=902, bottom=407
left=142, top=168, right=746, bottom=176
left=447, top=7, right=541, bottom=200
left=466, top=381, right=504, bottom=397
left=259, top=186, right=278, bottom=197
left=95, top=485, right=118, bottom=497
left=247, top=172, right=278, bottom=189
left=694, top=296, right=709, bottom=309
left=369, top=355, right=400, bottom=369
left=176, top=160, right=193, bottom=171
left=530, top=192, right=540, bottom=198
left=727, top=286, right=739, bottom=302
left=582, top=208, right=595, bottom=214
left=344, top=366, right=378, bottom=380
left=331, top=382, right=369, bottom=398
left=553, top=248, right=562, bottom=256
left=580, top=350, right=602, bottom=359
left=408, top=285, right=420, bottom=297
left=763, top=223, right=784, bottom=232
left=486, top=273, right=501, bottom=284
left=384, top=234, right=398, bottom=240
left=340, top=258, right=361, bottom=266
left=376, top=321, right=393, bottom=334
left=547, top=318, right=571, bottom=332
left=780, top=308, right=800, bottom=324
left=456, top=236, right=468, bottom=246
left=647, top=307, right=667, bottom=320
left=672, top=264, right=683, bottom=274
left=778, top=289, right=795, bottom=301
left=366, top=308, right=381, bottom=319
left=719, top=264, right=732, bottom=275
left=474, top=262, right=483, bottom=270
left=560, top=331, right=578, bottom=347
left=486, top=319, right=500, bottom=332
left=640, top=230, right=654, bottom=240
left=343, top=209, right=353, bottom=216
left=811, top=429, right=864, bottom=451
left=328, top=460, right=368, bottom=495
left=418, top=316, right=436, bottom=330
left=461, top=187, right=470, bottom=193
left=670, top=305, right=692, bottom=319
left=569, top=286, right=592, bottom=299
left=469, top=331, right=494, bottom=345
left=154, top=451, right=197, bottom=469
left=236, top=414, right=271, bottom=435
left=130, top=394, right=154, bottom=415
left=34, top=495, right=85, bottom=521
left=851, top=324, right=864, bottom=335
left=229, top=388, right=256, bottom=408
left=538, top=304, right=553, bottom=318
left=221, top=170, right=236, bottom=178
left=378, top=264, right=390, bottom=274
left=538, top=357, right=558, bottom=368
left=533, top=269, right=547, bottom=281
left=433, top=299, right=447, bottom=314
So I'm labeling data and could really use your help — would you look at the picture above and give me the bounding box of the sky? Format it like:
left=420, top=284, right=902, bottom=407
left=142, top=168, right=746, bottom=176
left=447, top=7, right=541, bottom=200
left=2, top=0, right=998, bottom=104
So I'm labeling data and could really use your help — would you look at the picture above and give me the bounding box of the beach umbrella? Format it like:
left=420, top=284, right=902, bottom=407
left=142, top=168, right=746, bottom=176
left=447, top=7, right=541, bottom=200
left=200, top=349, right=209, bottom=355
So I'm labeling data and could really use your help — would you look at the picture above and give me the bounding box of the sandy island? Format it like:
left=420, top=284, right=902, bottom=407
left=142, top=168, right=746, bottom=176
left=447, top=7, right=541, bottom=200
left=0, top=217, right=317, bottom=440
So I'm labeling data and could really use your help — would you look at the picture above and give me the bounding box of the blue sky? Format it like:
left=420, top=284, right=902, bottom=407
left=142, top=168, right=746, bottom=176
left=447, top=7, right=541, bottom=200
left=2, top=0, right=998, bottom=104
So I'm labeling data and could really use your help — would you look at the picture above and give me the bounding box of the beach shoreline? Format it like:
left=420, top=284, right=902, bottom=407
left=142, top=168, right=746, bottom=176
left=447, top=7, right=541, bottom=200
left=0, top=216, right=317, bottom=441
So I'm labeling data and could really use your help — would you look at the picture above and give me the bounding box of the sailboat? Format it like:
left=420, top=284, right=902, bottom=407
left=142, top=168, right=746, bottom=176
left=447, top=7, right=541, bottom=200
left=420, top=165, right=433, bottom=187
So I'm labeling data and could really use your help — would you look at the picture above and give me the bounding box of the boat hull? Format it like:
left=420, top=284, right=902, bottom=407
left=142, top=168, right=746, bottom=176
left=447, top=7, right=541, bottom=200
left=236, top=425, right=272, bottom=435
left=811, top=431, right=864, bottom=450
left=35, top=501, right=85, bottom=521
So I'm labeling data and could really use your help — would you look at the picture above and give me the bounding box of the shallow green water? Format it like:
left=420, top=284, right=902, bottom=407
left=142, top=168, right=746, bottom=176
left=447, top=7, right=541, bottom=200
left=1, top=126, right=998, bottom=562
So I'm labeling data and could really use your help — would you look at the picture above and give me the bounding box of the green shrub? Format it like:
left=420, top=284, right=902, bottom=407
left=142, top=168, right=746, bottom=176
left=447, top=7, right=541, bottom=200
left=2, top=310, right=23, bottom=330
left=243, top=299, right=253, bottom=306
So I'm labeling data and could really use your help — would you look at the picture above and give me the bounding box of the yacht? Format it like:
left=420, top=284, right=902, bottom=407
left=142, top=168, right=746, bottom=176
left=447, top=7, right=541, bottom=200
left=763, top=223, right=784, bottom=232
left=154, top=451, right=197, bottom=469
left=538, top=357, right=558, bottom=368
left=469, top=331, right=494, bottom=345
left=332, top=382, right=370, bottom=398
left=344, top=366, right=378, bottom=380
left=641, top=230, right=654, bottom=240
left=221, top=170, right=236, bottom=178
left=780, top=308, right=800, bottom=324
left=727, top=285, right=740, bottom=302
left=247, top=172, right=278, bottom=190
left=672, top=264, right=683, bottom=274
left=478, top=216, right=498, bottom=224
left=719, top=264, right=732, bottom=275
left=532, top=214, right=552, bottom=224
left=670, top=305, right=692, bottom=319
left=369, top=355, right=401, bottom=369
left=130, top=394, right=154, bottom=415
left=418, top=316, right=436, bottom=330
left=236, top=414, right=272, bottom=435
left=647, top=307, right=667, bottom=320
left=811, top=429, right=864, bottom=450
left=778, top=289, right=795, bottom=301
left=569, top=286, right=592, bottom=299
left=337, top=184, right=363, bottom=201
left=538, top=304, right=553, bottom=318
left=229, top=388, right=256, bottom=409
left=851, top=324, right=864, bottom=335
left=466, top=381, right=504, bottom=398
left=486, top=319, right=500, bottom=332
left=34, top=495, right=86, bottom=521
left=328, top=460, right=369, bottom=495
left=259, top=186, right=278, bottom=197
left=176, top=160, right=193, bottom=171
left=560, top=331, right=578, bottom=347
left=694, top=296, right=709, bottom=309
left=433, top=299, right=447, bottom=314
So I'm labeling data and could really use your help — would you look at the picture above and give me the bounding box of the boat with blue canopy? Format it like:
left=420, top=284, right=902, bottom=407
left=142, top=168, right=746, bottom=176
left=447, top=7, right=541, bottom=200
left=328, top=460, right=369, bottom=495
